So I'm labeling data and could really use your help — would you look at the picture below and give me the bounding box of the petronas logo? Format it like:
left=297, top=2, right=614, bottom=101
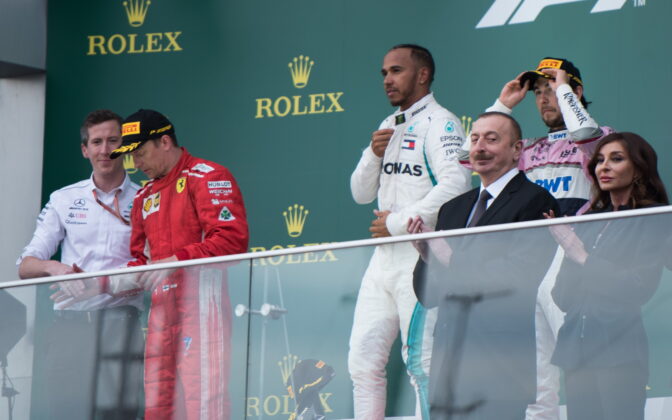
left=123, top=0, right=151, bottom=27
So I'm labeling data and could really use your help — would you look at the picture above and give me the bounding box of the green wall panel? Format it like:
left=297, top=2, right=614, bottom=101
left=41, top=1, right=672, bottom=418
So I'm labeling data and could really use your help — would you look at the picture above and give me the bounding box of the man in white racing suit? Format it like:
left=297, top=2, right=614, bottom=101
left=349, top=44, right=471, bottom=419
left=485, top=57, right=613, bottom=420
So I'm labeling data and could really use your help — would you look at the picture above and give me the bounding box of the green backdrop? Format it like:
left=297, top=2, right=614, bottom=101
left=39, top=0, right=672, bottom=418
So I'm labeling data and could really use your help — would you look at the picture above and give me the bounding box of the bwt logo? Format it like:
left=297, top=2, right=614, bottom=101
left=536, top=176, right=572, bottom=193
left=477, top=0, right=644, bottom=29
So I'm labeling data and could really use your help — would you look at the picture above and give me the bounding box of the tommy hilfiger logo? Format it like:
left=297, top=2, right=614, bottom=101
left=402, top=139, right=415, bottom=150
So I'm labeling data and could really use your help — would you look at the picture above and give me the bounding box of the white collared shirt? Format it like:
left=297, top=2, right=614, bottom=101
left=18, top=173, right=142, bottom=310
left=466, top=167, right=519, bottom=226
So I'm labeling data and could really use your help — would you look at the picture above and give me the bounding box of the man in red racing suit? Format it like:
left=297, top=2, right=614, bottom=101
left=110, top=109, right=249, bottom=420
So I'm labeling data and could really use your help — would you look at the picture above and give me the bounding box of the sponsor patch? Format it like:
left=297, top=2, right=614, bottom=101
left=208, top=180, right=232, bottom=189
left=395, top=114, right=406, bottom=125
left=122, top=121, right=141, bottom=136
left=191, top=163, right=214, bottom=173
left=161, top=283, right=177, bottom=292
left=73, top=198, right=86, bottom=207
left=411, top=104, right=427, bottom=117
left=218, top=206, right=235, bottom=221
left=183, top=336, right=192, bottom=355
left=548, top=130, right=569, bottom=141
left=402, top=139, right=416, bottom=150
left=539, top=59, right=563, bottom=70
left=445, top=121, right=455, bottom=133
left=383, top=162, right=422, bottom=176
left=209, top=189, right=232, bottom=195
left=176, top=177, right=186, bottom=193
left=149, top=124, right=172, bottom=136
left=142, top=192, right=161, bottom=219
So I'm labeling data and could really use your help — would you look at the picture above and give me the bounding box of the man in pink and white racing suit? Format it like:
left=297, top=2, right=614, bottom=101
left=485, top=57, right=613, bottom=420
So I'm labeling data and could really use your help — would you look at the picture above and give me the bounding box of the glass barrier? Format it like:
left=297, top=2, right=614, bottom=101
left=0, top=259, right=252, bottom=420
left=412, top=210, right=672, bottom=420
left=1, top=208, right=672, bottom=420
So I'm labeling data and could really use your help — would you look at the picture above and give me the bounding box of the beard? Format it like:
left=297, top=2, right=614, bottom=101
left=541, top=111, right=565, bottom=131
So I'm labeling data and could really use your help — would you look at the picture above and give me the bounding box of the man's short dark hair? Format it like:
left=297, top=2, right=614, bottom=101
left=478, top=111, right=523, bottom=142
left=80, top=109, right=122, bottom=145
left=390, top=44, right=435, bottom=85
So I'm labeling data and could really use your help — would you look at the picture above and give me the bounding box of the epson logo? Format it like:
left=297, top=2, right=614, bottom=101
left=477, top=0, right=642, bottom=29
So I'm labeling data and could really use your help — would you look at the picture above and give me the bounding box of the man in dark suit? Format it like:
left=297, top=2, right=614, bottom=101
left=410, top=112, right=559, bottom=420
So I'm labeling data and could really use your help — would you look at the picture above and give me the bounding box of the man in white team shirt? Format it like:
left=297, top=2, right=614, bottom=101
left=349, top=44, right=471, bottom=419
left=485, top=57, right=613, bottom=420
left=17, top=110, right=144, bottom=420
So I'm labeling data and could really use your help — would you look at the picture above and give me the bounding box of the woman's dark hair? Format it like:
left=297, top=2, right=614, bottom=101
left=587, top=132, right=669, bottom=210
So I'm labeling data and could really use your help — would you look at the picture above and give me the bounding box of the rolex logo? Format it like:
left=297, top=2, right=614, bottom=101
left=278, top=354, right=299, bottom=384
left=87, top=0, right=182, bottom=56
left=255, top=55, right=344, bottom=119
left=461, top=115, right=473, bottom=137
left=123, top=154, right=138, bottom=174
left=123, top=0, right=151, bottom=27
left=283, top=204, right=309, bottom=238
left=288, top=55, right=314, bottom=89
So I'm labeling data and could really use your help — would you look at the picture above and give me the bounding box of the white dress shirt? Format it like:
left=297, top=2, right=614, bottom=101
left=18, top=173, right=142, bottom=310
left=466, top=167, right=519, bottom=226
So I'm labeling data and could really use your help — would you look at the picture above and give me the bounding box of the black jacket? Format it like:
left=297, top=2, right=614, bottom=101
left=413, top=171, right=559, bottom=411
left=551, top=204, right=671, bottom=371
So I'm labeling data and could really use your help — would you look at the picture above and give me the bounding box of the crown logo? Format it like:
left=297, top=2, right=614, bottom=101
left=123, top=154, right=138, bottom=174
left=278, top=354, right=299, bottom=384
left=461, top=115, right=473, bottom=137
left=288, top=55, right=314, bottom=89
left=283, top=204, right=309, bottom=238
left=123, top=0, right=151, bottom=27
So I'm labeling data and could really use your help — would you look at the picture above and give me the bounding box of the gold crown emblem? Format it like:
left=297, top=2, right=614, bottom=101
left=278, top=354, right=299, bottom=384
left=283, top=204, right=309, bottom=238
left=288, top=55, right=314, bottom=89
left=123, top=0, right=151, bottom=27
left=123, top=154, right=138, bottom=174
left=461, top=115, right=473, bottom=137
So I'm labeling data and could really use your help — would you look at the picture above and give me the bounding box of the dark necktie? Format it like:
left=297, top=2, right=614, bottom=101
left=468, top=190, right=492, bottom=227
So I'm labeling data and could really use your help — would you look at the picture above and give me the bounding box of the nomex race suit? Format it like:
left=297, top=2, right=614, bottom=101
left=350, top=93, right=471, bottom=419
left=128, top=148, right=248, bottom=420
left=488, top=83, right=613, bottom=420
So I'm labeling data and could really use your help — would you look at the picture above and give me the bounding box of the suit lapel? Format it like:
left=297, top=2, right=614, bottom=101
left=477, top=171, right=524, bottom=226
left=458, top=189, right=480, bottom=228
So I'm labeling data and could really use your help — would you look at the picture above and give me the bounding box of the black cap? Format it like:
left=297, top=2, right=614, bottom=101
left=110, top=109, right=175, bottom=159
left=519, top=57, right=583, bottom=90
